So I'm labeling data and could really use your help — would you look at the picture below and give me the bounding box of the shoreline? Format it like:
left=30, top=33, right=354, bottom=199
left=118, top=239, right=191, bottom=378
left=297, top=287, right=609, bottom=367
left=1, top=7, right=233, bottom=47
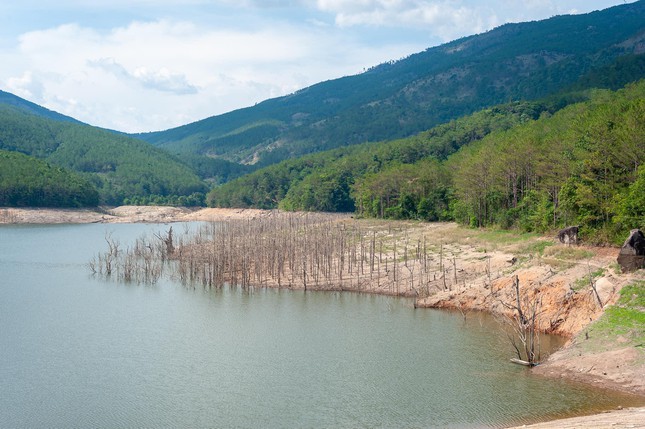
left=0, top=205, right=280, bottom=224
left=507, top=406, right=645, bottom=428
left=3, top=206, right=644, bottom=427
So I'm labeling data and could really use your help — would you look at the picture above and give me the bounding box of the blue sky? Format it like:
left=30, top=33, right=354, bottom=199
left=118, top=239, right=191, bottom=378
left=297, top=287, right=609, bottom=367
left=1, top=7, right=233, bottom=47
left=0, top=0, right=631, bottom=133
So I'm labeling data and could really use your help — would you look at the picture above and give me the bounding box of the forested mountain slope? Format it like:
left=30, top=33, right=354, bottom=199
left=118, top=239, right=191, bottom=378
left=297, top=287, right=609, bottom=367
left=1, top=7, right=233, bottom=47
left=0, top=102, right=205, bottom=205
left=207, top=95, right=576, bottom=210
left=0, top=150, right=98, bottom=207
left=137, top=1, right=645, bottom=169
left=0, top=90, right=81, bottom=124
left=208, top=81, right=645, bottom=244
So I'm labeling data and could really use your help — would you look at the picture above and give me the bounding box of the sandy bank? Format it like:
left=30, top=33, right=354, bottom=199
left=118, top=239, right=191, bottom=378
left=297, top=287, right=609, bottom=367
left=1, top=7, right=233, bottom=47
left=0, top=206, right=280, bottom=224
left=507, top=406, right=645, bottom=428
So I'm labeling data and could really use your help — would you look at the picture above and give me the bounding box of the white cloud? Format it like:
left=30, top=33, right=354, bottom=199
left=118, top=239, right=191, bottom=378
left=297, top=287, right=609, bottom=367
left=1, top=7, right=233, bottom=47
left=312, top=0, right=628, bottom=40
left=6, top=71, right=45, bottom=101
left=313, top=1, right=500, bottom=40
left=1, top=18, right=421, bottom=132
left=0, top=0, right=628, bottom=132
left=89, top=58, right=198, bottom=95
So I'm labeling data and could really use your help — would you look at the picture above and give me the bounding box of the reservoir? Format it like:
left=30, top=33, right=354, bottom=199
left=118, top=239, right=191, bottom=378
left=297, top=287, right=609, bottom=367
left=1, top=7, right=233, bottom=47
left=0, top=223, right=641, bottom=428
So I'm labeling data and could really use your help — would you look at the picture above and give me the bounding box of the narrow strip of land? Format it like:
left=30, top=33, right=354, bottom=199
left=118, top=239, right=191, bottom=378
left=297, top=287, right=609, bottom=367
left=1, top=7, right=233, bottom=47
left=0, top=206, right=276, bottom=224
left=507, top=406, right=645, bottom=428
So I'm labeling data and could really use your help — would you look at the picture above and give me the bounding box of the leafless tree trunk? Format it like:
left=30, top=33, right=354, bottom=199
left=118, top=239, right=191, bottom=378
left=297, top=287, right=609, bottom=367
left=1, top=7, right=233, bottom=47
left=501, top=276, right=543, bottom=366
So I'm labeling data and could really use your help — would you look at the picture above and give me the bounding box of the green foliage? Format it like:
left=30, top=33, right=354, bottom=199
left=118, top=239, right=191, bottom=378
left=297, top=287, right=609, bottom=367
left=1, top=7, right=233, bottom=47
left=586, top=282, right=645, bottom=345
left=138, top=3, right=645, bottom=168
left=0, top=150, right=99, bottom=207
left=0, top=104, right=206, bottom=206
left=211, top=80, right=644, bottom=245
left=614, top=164, right=645, bottom=233
left=176, top=153, right=253, bottom=184
left=449, top=81, right=645, bottom=242
left=569, top=54, right=645, bottom=92
left=353, top=159, right=451, bottom=220
left=123, top=193, right=206, bottom=207
left=208, top=100, right=554, bottom=212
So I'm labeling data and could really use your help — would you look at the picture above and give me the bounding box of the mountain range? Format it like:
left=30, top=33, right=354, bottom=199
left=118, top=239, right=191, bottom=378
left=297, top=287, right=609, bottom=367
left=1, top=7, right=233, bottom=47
left=0, top=0, right=643, bottom=208
left=135, top=1, right=645, bottom=169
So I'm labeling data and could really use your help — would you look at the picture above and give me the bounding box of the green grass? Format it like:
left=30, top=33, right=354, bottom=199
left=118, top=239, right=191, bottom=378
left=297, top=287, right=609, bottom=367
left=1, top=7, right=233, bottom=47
left=572, top=268, right=605, bottom=291
left=520, top=239, right=555, bottom=256
left=543, top=246, right=595, bottom=261
left=616, top=282, right=645, bottom=307
left=473, top=229, right=541, bottom=245
left=584, top=282, right=645, bottom=347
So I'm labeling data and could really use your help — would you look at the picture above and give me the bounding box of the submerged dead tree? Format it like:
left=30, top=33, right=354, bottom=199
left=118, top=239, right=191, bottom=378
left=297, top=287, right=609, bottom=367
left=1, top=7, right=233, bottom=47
left=501, top=275, right=543, bottom=366
left=89, top=231, right=166, bottom=284
left=90, top=213, right=455, bottom=297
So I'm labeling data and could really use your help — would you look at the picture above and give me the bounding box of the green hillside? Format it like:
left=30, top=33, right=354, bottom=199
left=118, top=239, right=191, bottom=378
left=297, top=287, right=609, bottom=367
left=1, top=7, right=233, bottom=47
left=1, top=1, right=643, bottom=210
left=137, top=1, right=645, bottom=172
left=0, top=90, right=81, bottom=124
left=0, top=150, right=98, bottom=207
left=0, top=103, right=206, bottom=206
left=207, top=95, right=578, bottom=210
left=208, top=81, right=645, bottom=244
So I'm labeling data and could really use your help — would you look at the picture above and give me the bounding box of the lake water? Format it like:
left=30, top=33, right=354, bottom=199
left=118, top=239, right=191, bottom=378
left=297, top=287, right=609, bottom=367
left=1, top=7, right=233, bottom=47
left=0, top=223, right=642, bottom=428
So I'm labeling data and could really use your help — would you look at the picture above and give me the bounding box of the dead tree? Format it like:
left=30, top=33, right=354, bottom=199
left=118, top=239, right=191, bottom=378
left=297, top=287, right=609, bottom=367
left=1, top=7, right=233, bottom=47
left=501, top=276, right=543, bottom=366
left=154, top=226, right=174, bottom=259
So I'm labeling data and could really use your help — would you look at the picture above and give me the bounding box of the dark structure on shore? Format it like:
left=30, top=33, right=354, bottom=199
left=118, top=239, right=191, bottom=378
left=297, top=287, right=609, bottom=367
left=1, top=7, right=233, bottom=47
left=617, top=229, right=645, bottom=273
left=557, top=226, right=579, bottom=245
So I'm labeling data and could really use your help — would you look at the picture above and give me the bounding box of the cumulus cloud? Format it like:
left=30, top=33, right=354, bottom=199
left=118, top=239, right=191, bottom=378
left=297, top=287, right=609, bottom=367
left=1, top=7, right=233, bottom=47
left=1, top=18, right=420, bottom=132
left=0, top=0, right=626, bottom=132
left=313, top=1, right=499, bottom=40
left=6, top=71, right=45, bottom=101
left=311, top=0, right=626, bottom=41
left=89, top=58, right=199, bottom=95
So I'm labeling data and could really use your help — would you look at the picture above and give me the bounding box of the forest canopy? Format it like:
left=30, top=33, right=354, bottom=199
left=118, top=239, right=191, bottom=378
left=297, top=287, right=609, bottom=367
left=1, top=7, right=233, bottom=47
left=0, top=105, right=206, bottom=205
left=208, top=81, right=645, bottom=244
left=0, top=150, right=99, bottom=207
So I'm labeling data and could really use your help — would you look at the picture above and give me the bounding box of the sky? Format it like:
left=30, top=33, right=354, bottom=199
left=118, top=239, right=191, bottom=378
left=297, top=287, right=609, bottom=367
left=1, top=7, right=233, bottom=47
left=0, top=0, right=633, bottom=133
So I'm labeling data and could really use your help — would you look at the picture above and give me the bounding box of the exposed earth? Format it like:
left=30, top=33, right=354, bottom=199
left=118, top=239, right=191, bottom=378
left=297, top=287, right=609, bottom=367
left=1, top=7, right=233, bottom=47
left=0, top=205, right=274, bottom=224
left=509, top=406, right=645, bottom=428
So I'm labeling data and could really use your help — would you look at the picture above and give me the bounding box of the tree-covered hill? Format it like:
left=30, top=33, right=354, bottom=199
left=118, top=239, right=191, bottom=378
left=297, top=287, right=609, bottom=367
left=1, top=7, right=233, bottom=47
left=208, top=80, right=645, bottom=244
left=0, top=150, right=99, bottom=207
left=0, top=103, right=206, bottom=205
left=442, top=81, right=644, bottom=243
left=207, top=94, right=578, bottom=210
left=0, top=90, right=81, bottom=124
left=137, top=1, right=645, bottom=171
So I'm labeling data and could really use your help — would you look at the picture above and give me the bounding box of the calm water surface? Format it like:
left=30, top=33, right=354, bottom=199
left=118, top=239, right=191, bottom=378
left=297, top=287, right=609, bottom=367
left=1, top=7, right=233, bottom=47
left=0, top=223, right=642, bottom=428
